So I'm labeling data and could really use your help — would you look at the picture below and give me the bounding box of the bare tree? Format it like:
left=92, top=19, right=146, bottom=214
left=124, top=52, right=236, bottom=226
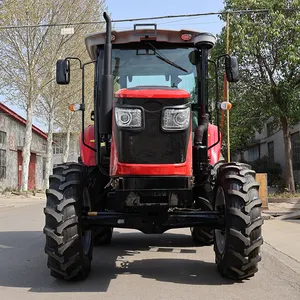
left=51, top=56, right=96, bottom=166
left=0, top=0, right=107, bottom=190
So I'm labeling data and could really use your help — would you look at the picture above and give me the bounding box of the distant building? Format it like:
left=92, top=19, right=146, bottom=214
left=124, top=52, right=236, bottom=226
left=52, top=132, right=80, bottom=166
left=234, top=121, right=300, bottom=185
left=0, top=102, right=47, bottom=191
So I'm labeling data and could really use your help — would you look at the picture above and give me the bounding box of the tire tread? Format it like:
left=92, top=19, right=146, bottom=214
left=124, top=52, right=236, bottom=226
left=43, top=163, right=92, bottom=281
left=214, top=162, right=263, bottom=280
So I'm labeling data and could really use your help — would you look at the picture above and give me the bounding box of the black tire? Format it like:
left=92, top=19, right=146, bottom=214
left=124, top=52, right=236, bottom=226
left=94, top=227, right=113, bottom=246
left=43, top=163, right=93, bottom=281
left=214, top=162, right=263, bottom=280
left=190, top=198, right=214, bottom=245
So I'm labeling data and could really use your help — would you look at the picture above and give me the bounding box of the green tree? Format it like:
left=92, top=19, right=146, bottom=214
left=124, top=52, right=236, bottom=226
left=219, top=0, right=300, bottom=192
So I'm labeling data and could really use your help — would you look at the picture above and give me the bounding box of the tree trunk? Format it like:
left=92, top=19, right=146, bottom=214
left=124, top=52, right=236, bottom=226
left=21, top=101, right=33, bottom=191
left=44, top=104, right=54, bottom=190
left=280, top=116, right=295, bottom=193
left=62, top=122, right=71, bottom=163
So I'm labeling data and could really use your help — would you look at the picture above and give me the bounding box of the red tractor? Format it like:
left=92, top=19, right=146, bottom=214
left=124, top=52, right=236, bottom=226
left=43, top=12, right=263, bottom=281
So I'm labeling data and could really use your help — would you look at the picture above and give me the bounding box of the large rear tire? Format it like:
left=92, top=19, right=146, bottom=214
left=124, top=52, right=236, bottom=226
left=214, top=162, right=263, bottom=280
left=43, top=163, right=93, bottom=281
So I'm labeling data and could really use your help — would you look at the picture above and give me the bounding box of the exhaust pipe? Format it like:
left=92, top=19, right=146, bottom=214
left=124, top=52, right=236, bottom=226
left=194, top=33, right=216, bottom=120
left=99, top=12, right=113, bottom=135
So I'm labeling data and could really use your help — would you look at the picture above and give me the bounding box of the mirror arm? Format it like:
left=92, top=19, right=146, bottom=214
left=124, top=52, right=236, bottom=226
left=65, top=57, right=83, bottom=69
left=216, top=54, right=229, bottom=69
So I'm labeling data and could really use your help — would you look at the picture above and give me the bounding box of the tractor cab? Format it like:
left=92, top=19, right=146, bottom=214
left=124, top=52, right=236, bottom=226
left=84, top=26, right=222, bottom=176
left=86, top=28, right=206, bottom=139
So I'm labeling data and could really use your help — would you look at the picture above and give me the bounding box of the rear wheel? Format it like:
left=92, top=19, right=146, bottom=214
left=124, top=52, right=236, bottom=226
left=43, top=163, right=93, bottom=281
left=214, top=162, right=263, bottom=280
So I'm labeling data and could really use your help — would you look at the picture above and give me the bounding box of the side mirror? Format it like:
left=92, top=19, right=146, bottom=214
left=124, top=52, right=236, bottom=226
left=56, top=59, right=70, bottom=84
left=225, top=55, right=239, bottom=83
left=189, top=50, right=199, bottom=65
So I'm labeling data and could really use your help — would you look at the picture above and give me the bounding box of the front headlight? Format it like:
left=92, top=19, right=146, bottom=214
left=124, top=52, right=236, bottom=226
left=115, top=107, right=143, bottom=128
left=162, top=107, right=190, bottom=131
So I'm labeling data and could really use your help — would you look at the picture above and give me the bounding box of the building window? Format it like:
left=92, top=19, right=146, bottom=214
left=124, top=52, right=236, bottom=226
left=42, top=142, right=47, bottom=152
left=53, top=136, right=64, bottom=155
left=248, top=145, right=260, bottom=162
left=267, top=123, right=275, bottom=137
left=268, top=141, right=274, bottom=163
left=0, top=131, right=6, bottom=146
left=0, top=149, right=6, bottom=180
left=291, top=132, right=300, bottom=171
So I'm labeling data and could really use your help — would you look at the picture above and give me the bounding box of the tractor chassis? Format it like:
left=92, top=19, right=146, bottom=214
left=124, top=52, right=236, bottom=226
left=82, top=210, right=224, bottom=234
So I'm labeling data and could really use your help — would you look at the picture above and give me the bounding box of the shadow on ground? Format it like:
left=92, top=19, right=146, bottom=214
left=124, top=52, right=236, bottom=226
left=0, top=230, right=234, bottom=293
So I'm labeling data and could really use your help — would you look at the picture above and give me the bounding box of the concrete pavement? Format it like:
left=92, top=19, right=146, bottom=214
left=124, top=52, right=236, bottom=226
left=0, top=195, right=299, bottom=300
left=0, top=192, right=45, bottom=210
left=262, top=219, right=300, bottom=273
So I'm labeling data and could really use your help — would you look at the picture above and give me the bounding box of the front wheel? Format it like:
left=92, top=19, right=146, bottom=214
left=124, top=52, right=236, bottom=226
left=214, top=163, right=263, bottom=280
left=43, top=163, right=93, bottom=281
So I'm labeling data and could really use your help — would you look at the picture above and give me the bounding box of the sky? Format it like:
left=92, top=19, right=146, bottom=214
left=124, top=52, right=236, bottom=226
left=106, top=0, right=225, bottom=35
left=1, top=0, right=225, bottom=132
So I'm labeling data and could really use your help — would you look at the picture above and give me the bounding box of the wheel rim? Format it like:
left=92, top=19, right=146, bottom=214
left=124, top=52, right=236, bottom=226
left=214, top=186, right=226, bottom=254
left=82, top=187, right=92, bottom=255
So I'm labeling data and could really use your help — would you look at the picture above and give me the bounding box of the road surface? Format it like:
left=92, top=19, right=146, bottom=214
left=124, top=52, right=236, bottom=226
left=0, top=202, right=300, bottom=300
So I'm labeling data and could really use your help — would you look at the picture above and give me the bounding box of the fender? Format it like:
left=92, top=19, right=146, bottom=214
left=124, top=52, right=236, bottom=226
left=208, top=124, right=222, bottom=164
left=80, top=125, right=96, bottom=166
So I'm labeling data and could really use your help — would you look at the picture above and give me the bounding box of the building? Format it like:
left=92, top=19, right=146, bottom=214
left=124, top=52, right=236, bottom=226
left=235, top=121, right=300, bottom=185
left=52, top=132, right=80, bottom=166
left=0, top=102, right=47, bottom=191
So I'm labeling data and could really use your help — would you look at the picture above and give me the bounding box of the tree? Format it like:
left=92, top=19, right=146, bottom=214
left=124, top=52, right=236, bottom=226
left=0, top=0, right=56, bottom=191
left=50, top=60, right=95, bottom=167
left=0, top=0, right=107, bottom=190
left=37, top=1, right=105, bottom=188
left=219, top=0, right=300, bottom=192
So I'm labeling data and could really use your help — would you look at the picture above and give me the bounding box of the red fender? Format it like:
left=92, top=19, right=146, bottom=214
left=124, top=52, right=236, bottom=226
left=80, top=125, right=96, bottom=166
left=208, top=124, right=222, bottom=164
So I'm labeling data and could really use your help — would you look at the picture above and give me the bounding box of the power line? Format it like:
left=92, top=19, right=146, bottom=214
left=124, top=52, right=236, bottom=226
left=0, top=8, right=298, bottom=30
left=114, top=20, right=224, bottom=31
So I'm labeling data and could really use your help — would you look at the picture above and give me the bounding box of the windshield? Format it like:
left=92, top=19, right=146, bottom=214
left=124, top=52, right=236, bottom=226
left=110, top=43, right=197, bottom=102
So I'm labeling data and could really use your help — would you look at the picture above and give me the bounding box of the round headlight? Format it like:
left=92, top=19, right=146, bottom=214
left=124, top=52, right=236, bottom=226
left=120, top=112, right=132, bottom=125
left=115, top=107, right=143, bottom=128
left=175, top=112, right=186, bottom=125
left=162, top=107, right=190, bottom=131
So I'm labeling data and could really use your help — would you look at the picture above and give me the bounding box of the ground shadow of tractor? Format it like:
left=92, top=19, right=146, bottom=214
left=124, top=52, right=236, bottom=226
left=0, top=229, right=235, bottom=293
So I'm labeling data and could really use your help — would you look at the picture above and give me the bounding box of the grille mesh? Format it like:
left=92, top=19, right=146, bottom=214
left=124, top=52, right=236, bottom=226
left=115, top=102, right=190, bottom=164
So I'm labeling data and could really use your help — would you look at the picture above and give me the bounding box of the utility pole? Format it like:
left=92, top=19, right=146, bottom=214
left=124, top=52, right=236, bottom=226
left=225, top=12, right=230, bottom=162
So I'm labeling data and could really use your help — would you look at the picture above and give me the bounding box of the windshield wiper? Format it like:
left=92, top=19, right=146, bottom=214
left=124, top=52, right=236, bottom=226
left=156, top=55, right=188, bottom=73
left=147, top=42, right=188, bottom=73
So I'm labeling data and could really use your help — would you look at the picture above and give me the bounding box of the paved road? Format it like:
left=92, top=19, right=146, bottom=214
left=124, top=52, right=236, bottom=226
left=0, top=203, right=300, bottom=300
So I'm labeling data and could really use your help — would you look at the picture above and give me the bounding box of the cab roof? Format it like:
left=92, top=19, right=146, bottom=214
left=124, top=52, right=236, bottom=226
left=85, top=28, right=203, bottom=60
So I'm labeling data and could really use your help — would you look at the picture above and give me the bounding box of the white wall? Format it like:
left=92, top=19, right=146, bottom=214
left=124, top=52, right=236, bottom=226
left=239, top=122, right=300, bottom=183
left=52, top=133, right=80, bottom=166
